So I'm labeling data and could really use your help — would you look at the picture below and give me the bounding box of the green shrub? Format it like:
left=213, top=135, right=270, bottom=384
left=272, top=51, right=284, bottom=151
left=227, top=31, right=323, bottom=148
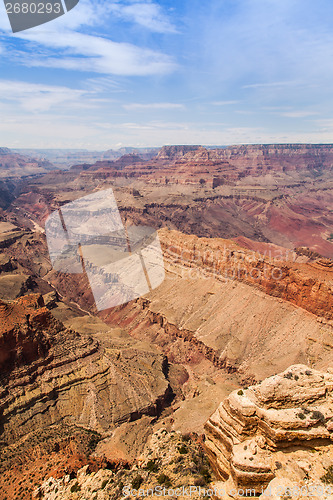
left=145, top=460, right=159, bottom=473
left=131, top=475, right=143, bottom=489
left=87, top=432, right=101, bottom=451
left=297, top=413, right=306, bottom=420
left=178, top=445, right=188, bottom=454
left=70, top=482, right=81, bottom=493
left=199, top=466, right=211, bottom=483
left=321, top=465, right=333, bottom=484
left=194, top=476, right=206, bottom=486
left=101, top=479, right=108, bottom=489
left=237, top=390, right=244, bottom=396
left=181, top=433, right=191, bottom=442
left=157, top=474, right=171, bottom=487
left=310, top=410, right=325, bottom=422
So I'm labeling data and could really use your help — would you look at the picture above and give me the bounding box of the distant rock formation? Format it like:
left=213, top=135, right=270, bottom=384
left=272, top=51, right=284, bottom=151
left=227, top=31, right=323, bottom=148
left=204, top=365, right=333, bottom=494
left=0, top=294, right=171, bottom=445
left=156, top=145, right=202, bottom=160
left=0, top=147, right=55, bottom=179
left=156, top=143, right=333, bottom=177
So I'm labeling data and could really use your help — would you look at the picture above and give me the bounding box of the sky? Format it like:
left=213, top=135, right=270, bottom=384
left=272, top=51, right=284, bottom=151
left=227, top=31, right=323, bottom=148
left=0, top=0, right=333, bottom=149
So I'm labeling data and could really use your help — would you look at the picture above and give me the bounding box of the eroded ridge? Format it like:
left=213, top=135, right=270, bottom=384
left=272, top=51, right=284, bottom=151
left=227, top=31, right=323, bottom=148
left=204, top=365, right=333, bottom=494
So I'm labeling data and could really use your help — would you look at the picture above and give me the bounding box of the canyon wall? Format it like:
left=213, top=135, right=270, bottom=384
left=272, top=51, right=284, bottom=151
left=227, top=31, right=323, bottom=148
left=160, top=229, right=333, bottom=320
left=101, top=228, right=333, bottom=383
left=0, top=294, right=171, bottom=445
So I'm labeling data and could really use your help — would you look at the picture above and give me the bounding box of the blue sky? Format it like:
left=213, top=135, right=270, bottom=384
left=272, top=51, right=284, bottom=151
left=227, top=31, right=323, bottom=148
left=0, top=0, right=333, bottom=149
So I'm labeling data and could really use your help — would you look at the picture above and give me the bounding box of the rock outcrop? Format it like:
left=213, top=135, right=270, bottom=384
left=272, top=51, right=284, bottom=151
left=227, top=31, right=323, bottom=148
left=0, top=294, right=171, bottom=445
left=102, top=228, right=333, bottom=383
left=204, top=365, right=333, bottom=494
left=159, top=229, right=333, bottom=320
left=156, top=145, right=203, bottom=160
left=158, top=144, right=333, bottom=177
left=33, top=429, right=213, bottom=500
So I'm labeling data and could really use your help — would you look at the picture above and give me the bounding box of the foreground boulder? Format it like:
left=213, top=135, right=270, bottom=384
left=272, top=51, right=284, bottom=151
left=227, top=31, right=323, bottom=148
left=204, top=365, right=333, bottom=494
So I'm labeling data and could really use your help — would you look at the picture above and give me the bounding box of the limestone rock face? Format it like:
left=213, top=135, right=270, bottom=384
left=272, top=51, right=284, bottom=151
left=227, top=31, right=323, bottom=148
left=204, top=365, right=333, bottom=493
left=156, top=144, right=333, bottom=176
left=156, top=145, right=202, bottom=160
left=0, top=294, right=171, bottom=445
left=159, top=228, right=333, bottom=320
left=102, top=228, right=333, bottom=383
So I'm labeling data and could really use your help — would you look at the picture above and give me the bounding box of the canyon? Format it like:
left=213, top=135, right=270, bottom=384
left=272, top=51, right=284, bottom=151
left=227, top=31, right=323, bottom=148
left=0, top=143, right=332, bottom=498
left=0, top=147, right=55, bottom=179
left=4, top=143, right=331, bottom=259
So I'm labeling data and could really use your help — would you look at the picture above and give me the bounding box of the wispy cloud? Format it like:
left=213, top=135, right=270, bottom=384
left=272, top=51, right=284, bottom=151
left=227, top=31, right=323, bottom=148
left=211, top=100, right=239, bottom=106
left=109, top=1, right=178, bottom=33
left=0, top=80, right=90, bottom=112
left=279, top=111, right=319, bottom=118
left=1, top=0, right=333, bottom=148
left=0, top=0, right=178, bottom=77
left=123, top=102, right=185, bottom=111
left=191, top=0, right=333, bottom=102
left=15, top=31, right=176, bottom=76
left=84, top=76, right=125, bottom=93
left=243, top=81, right=300, bottom=89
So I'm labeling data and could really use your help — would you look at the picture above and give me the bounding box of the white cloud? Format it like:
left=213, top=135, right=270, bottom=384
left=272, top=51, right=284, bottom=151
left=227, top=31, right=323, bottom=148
left=0, top=0, right=171, bottom=33
left=0, top=80, right=90, bottom=112
left=123, top=102, right=185, bottom=111
left=314, top=119, right=333, bottom=131
left=0, top=2, right=11, bottom=31
left=191, top=0, right=333, bottom=106
left=109, top=1, right=178, bottom=33
left=2, top=110, right=333, bottom=149
left=41, top=0, right=104, bottom=30
left=0, top=112, right=102, bottom=148
left=278, top=111, right=319, bottom=118
left=84, top=76, right=125, bottom=93
left=0, top=0, right=177, bottom=77
left=211, top=100, right=239, bottom=106
left=16, top=31, right=176, bottom=76
left=243, top=81, right=300, bottom=89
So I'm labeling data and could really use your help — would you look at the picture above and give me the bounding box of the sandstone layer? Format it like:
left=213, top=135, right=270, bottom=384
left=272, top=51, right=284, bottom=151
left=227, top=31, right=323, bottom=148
left=159, top=228, right=333, bottom=320
left=0, top=294, right=171, bottom=445
left=101, top=228, right=333, bottom=383
left=204, top=364, right=333, bottom=494
left=6, top=143, right=333, bottom=258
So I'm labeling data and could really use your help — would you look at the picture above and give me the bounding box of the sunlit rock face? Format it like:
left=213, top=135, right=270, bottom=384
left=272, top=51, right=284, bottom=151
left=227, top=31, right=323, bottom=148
left=204, top=365, right=333, bottom=494
left=0, top=294, right=171, bottom=445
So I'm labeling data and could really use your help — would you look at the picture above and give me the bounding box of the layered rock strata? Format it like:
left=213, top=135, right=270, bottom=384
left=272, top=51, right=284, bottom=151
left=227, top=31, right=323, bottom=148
left=102, top=228, right=333, bottom=382
left=160, top=229, right=333, bottom=320
left=204, top=365, right=333, bottom=493
left=0, top=294, right=171, bottom=445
